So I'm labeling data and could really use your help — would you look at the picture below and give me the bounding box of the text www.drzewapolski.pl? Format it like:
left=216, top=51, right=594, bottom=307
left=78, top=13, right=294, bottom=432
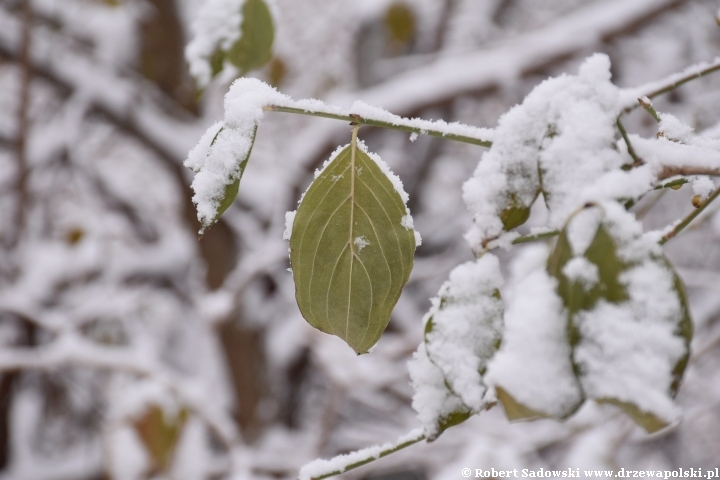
left=461, top=468, right=720, bottom=479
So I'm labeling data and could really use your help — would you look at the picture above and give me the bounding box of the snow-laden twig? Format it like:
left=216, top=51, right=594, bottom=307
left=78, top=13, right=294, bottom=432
left=264, top=105, right=493, bottom=147
left=511, top=230, right=560, bottom=245
left=622, top=57, right=720, bottom=111
left=298, top=428, right=426, bottom=480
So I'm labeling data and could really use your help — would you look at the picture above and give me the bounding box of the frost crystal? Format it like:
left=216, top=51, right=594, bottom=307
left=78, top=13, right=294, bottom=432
left=353, top=236, right=369, bottom=251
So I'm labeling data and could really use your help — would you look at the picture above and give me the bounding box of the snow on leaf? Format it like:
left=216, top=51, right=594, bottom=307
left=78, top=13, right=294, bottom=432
left=549, top=203, right=692, bottom=432
left=289, top=142, right=417, bottom=355
left=186, top=79, right=286, bottom=232
left=412, top=255, right=503, bottom=438
left=463, top=54, right=625, bottom=250
left=485, top=244, right=584, bottom=421
left=408, top=343, right=473, bottom=441
left=185, top=0, right=274, bottom=87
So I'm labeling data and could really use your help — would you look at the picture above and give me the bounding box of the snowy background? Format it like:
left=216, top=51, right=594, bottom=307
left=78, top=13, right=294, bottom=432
left=1, top=0, right=720, bottom=478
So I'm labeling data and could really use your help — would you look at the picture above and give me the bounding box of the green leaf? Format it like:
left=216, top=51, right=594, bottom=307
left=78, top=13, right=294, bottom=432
left=289, top=144, right=416, bottom=354
left=385, top=2, right=415, bottom=44
left=547, top=207, right=693, bottom=433
left=227, top=0, right=274, bottom=75
left=500, top=192, right=535, bottom=231
left=665, top=259, right=693, bottom=396
left=548, top=224, right=629, bottom=312
left=209, top=126, right=257, bottom=229
left=133, top=405, right=189, bottom=473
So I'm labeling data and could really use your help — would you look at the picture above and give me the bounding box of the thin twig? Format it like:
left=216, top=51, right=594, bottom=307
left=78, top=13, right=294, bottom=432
left=263, top=106, right=493, bottom=147
left=299, top=429, right=426, bottom=480
left=512, top=230, right=559, bottom=245
left=638, top=96, right=661, bottom=123
left=616, top=117, right=643, bottom=167
left=659, top=184, right=720, bottom=245
left=640, top=62, right=720, bottom=104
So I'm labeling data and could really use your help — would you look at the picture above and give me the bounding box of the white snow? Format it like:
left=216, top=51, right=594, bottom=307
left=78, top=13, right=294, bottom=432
left=410, top=255, right=503, bottom=435
left=568, top=204, right=688, bottom=424
left=185, top=0, right=245, bottom=87
left=692, top=176, right=715, bottom=200
left=298, top=428, right=425, bottom=480
left=354, top=236, right=370, bottom=252
left=463, top=54, right=625, bottom=250
left=283, top=210, right=296, bottom=241
left=562, top=257, right=599, bottom=290
left=408, top=343, right=470, bottom=439
left=186, top=78, right=287, bottom=231
left=485, top=245, right=584, bottom=418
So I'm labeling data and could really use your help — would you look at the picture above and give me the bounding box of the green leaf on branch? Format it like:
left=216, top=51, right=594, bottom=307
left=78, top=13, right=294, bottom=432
left=227, top=0, right=274, bottom=75
left=548, top=224, right=628, bottom=318
left=209, top=126, right=257, bottom=229
left=289, top=143, right=416, bottom=354
left=202, top=0, right=274, bottom=83
left=547, top=206, right=693, bottom=433
left=500, top=193, right=535, bottom=232
left=416, top=257, right=503, bottom=437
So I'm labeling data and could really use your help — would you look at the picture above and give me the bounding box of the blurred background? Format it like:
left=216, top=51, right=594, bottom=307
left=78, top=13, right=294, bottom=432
left=1, top=0, right=720, bottom=478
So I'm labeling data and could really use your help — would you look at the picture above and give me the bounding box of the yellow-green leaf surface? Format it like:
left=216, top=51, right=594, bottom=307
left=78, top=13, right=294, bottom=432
left=290, top=144, right=416, bottom=354
left=227, top=0, right=274, bottom=75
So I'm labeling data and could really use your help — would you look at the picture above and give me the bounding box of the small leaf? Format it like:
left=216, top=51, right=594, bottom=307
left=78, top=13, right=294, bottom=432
left=134, top=405, right=189, bottom=473
left=385, top=3, right=415, bottom=44
left=267, top=56, right=287, bottom=87
left=423, top=257, right=503, bottom=409
left=289, top=144, right=416, bottom=354
left=227, top=0, right=274, bottom=75
left=665, top=259, right=693, bottom=396
left=200, top=125, right=257, bottom=232
left=500, top=193, right=534, bottom=231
